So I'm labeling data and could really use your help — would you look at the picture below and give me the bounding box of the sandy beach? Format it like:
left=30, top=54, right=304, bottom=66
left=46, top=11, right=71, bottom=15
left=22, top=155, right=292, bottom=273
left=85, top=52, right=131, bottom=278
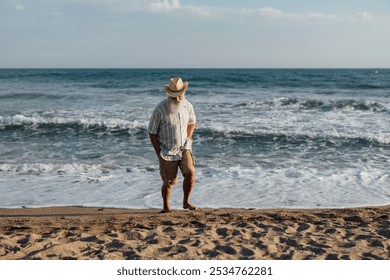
left=0, top=206, right=389, bottom=260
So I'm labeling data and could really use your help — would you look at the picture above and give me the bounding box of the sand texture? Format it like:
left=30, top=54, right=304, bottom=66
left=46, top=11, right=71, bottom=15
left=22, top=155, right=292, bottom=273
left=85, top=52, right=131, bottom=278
left=0, top=206, right=389, bottom=260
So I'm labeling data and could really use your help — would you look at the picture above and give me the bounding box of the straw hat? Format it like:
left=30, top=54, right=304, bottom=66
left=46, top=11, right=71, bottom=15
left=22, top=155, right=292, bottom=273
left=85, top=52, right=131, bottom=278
left=164, top=77, right=189, bottom=97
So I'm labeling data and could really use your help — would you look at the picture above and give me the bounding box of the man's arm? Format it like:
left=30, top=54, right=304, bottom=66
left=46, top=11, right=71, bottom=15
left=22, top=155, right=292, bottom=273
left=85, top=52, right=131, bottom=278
left=149, top=133, right=161, bottom=156
left=187, top=124, right=195, bottom=140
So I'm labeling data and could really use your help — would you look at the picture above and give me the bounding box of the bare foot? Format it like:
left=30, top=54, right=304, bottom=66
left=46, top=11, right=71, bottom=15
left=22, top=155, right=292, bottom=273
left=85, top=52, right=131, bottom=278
left=183, top=204, right=197, bottom=210
left=160, top=209, right=172, bottom=213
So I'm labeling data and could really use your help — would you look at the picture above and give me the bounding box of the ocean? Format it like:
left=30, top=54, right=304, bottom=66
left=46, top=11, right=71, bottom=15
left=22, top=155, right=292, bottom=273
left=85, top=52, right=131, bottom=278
left=0, top=69, right=389, bottom=209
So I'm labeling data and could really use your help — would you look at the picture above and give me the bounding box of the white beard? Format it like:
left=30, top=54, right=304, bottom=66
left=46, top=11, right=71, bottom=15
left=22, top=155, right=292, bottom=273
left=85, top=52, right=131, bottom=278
left=169, top=100, right=184, bottom=114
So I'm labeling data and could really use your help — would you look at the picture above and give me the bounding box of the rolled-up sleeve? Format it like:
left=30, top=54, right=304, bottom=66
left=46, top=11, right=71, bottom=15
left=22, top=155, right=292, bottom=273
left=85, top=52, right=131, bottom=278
left=188, top=103, right=196, bottom=125
left=148, top=108, right=160, bottom=134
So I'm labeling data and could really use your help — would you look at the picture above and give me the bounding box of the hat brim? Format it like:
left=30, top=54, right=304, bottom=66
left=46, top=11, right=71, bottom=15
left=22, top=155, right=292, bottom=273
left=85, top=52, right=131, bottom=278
left=164, top=81, right=189, bottom=97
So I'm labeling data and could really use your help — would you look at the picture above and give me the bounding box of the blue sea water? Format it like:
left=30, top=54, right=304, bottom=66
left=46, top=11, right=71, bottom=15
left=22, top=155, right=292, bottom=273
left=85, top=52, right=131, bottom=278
left=0, top=69, right=389, bottom=209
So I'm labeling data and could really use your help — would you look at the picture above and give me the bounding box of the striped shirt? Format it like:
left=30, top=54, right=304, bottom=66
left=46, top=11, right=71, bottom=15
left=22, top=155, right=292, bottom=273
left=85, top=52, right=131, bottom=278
left=148, top=98, right=196, bottom=161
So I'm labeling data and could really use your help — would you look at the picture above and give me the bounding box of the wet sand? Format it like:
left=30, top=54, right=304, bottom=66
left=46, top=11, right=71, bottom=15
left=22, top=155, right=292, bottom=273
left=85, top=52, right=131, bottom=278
left=0, top=206, right=389, bottom=260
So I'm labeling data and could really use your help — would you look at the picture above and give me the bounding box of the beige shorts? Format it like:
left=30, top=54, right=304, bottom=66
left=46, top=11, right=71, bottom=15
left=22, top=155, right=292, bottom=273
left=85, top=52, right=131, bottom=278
left=158, top=150, right=195, bottom=186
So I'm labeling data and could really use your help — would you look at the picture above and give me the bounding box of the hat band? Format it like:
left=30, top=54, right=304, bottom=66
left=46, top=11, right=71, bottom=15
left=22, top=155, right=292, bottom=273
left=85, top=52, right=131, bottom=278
left=169, top=86, right=185, bottom=92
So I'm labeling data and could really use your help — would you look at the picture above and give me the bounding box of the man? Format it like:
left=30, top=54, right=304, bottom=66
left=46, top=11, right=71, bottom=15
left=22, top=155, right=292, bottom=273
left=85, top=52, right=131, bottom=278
left=148, top=77, right=197, bottom=213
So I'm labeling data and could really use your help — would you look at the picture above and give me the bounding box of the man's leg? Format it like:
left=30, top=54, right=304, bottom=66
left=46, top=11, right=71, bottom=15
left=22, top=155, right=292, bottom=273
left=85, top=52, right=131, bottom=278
left=161, top=184, right=173, bottom=211
left=159, top=157, right=179, bottom=212
left=180, top=150, right=196, bottom=210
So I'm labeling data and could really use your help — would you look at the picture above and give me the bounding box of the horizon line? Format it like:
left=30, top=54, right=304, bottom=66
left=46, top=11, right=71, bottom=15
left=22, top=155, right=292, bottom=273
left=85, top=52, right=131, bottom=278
left=1, top=67, right=389, bottom=70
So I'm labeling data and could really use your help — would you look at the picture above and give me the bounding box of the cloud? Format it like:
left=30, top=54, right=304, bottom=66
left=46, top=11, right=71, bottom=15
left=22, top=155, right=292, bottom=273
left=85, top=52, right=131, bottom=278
left=150, top=0, right=181, bottom=11
left=235, top=7, right=341, bottom=21
left=55, top=0, right=150, bottom=13
left=15, top=3, right=25, bottom=11
left=40, top=1, right=388, bottom=24
left=251, top=7, right=285, bottom=18
left=147, top=1, right=390, bottom=24
left=259, top=8, right=389, bottom=24
left=358, top=12, right=373, bottom=21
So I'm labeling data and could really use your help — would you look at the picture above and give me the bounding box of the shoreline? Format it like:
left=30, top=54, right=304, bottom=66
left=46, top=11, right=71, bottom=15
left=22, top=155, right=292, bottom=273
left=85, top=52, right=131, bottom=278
left=1, top=204, right=390, bottom=214
left=1, top=205, right=389, bottom=260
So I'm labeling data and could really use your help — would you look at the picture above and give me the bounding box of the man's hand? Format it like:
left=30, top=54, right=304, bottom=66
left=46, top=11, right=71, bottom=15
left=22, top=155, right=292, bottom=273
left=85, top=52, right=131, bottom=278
left=149, top=133, right=161, bottom=156
left=187, top=123, right=195, bottom=140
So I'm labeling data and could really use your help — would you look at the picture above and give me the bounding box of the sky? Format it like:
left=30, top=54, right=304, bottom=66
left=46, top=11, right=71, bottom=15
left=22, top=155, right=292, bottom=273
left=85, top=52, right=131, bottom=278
left=0, top=0, right=390, bottom=68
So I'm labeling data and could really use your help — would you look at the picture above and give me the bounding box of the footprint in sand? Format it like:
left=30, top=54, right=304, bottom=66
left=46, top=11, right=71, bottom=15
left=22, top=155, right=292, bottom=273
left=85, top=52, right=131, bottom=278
left=255, top=223, right=269, bottom=230
left=344, top=232, right=355, bottom=240
left=162, top=226, right=175, bottom=233
left=305, top=246, right=326, bottom=255
left=251, top=232, right=266, bottom=238
left=297, top=223, right=310, bottom=232
left=190, top=239, right=201, bottom=247
left=178, top=238, right=192, bottom=245
left=190, top=221, right=207, bottom=228
left=307, top=240, right=331, bottom=249
left=354, top=234, right=372, bottom=241
left=343, top=216, right=365, bottom=223
left=235, top=222, right=249, bottom=228
left=65, top=231, right=77, bottom=238
left=216, top=228, right=229, bottom=237
left=377, top=230, right=390, bottom=239
left=147, top=239, right=159, bottom=245
left=204, top=249, right=219, bottom=258
left=362, top=252, right=384, bottom=260
left=340, top=241, right=356, bottom=248
left=80, top=235, right=105, bottom=244
left=160, top=245, right=188, bottom=254
left=215, top=228, right=242, bottom=237
left=41, top=233, right=52, bottom=238
left=240, top=248, right=255, bottom=257
left=272, top=226, right=285, bottom=232
left=105, top=240, right=125, bottom=250
left=16, top=235, right=30, bottom=247
left=276, top=251, right=294, bottom=260
left=122, top=250, right=140, bottom=260
left=325, top=254, right=339, bottom=260
left=62, top=256, right=77, bottom=260
left=369, top=240, right=384, bottom=248
left=282, top=238, right=299, bottom=248
left=125, top=231, right=146, bottom=240
left=324, top=228, right=337, bottom=234
left=215, top=245, right=237, bottom=255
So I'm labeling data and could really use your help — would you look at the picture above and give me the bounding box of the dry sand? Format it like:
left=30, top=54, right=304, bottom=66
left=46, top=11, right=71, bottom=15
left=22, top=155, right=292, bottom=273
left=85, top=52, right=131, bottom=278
left=0, top=206, right=389, bottom=260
